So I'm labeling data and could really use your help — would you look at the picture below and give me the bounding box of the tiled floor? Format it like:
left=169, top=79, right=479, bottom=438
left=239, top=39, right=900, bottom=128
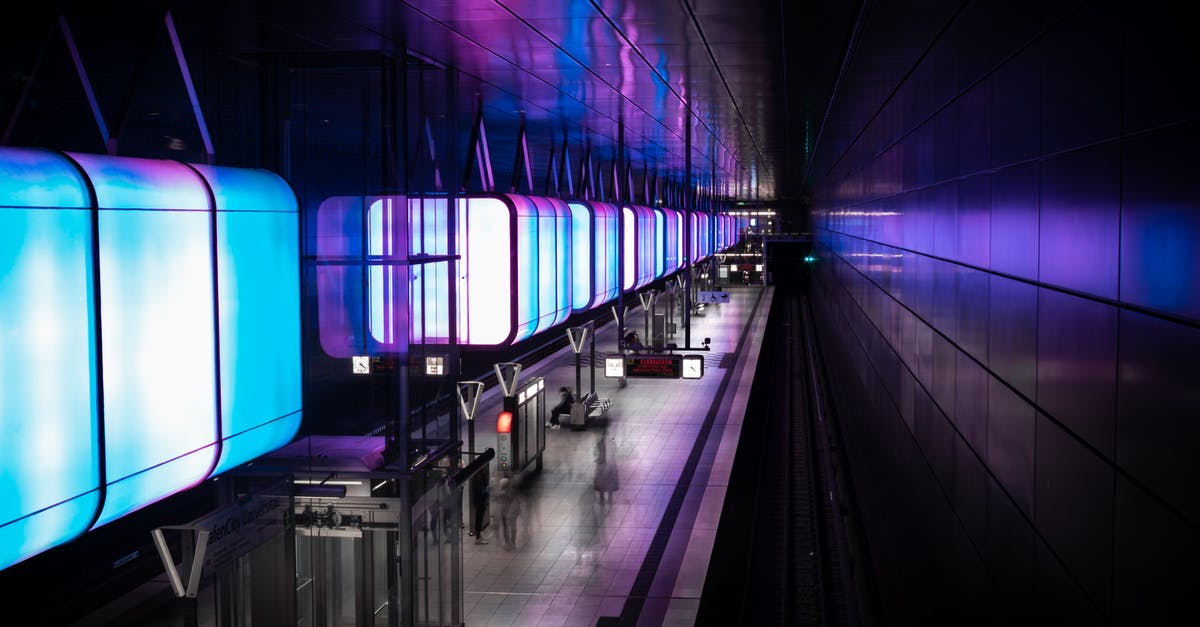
left=459, top=285, right=773, bottom=626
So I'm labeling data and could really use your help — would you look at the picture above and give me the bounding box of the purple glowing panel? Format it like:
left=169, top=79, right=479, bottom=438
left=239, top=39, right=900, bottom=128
left=513, top=195, right=540, bottom=340
left=0, top=148, right=99, bottom=570
left=569, top=202, right=592, bottom=311
left=690, top=213, right=701, bottom=263
left=314, top=197, right=368, bottom=358
left=1038, top=145, right=1120, bottom=300
left=653, top=208, right=665, bottom=278
left=624, top=207, right=637, bottom=290
left=409, top=197, right=451, bottom=343
left=458, top=197, right=512, bottom=345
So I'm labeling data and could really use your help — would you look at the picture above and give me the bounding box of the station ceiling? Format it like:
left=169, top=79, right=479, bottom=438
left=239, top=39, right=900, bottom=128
left=227, top=0, right=858, bottom=204
left=2, top=1, right=860, bottom=207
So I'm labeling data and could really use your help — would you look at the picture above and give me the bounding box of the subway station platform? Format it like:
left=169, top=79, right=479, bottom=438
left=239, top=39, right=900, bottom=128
left=456, top=285, right=773, bottom=627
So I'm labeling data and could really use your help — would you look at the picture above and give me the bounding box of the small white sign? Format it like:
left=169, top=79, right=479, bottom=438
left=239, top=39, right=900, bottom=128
left=425, top=356, right=444, bottom=376
left=352, top=356, right=370, bottom=374
left=604, top=356, right=625, bottom=378
left=682, top=355, right=704, bottom=379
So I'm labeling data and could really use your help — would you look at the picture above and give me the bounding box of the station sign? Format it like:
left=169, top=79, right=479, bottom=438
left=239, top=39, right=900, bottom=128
left=624, top=355, right=682, bottom=379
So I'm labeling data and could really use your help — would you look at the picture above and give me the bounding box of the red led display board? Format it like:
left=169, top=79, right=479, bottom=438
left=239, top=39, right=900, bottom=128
left=624, top=355, right=682, bottom=378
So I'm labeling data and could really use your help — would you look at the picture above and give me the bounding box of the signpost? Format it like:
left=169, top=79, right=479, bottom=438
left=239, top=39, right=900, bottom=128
left=603, top=354, right=705, bottom=380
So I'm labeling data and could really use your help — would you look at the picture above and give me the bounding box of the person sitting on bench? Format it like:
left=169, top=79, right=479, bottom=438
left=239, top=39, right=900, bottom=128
left=547, top=386, right=574, bottom=429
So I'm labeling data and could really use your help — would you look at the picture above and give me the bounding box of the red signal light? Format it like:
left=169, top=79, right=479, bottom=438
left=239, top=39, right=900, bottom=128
left=497, top=411, right=513, bottom=434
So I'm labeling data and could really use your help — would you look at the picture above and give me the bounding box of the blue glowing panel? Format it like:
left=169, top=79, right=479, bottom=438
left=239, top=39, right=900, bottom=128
left=513, top=195, right=540, bottom=341
left=569, top=202, right=592, bottom=311
left=582, top=201, right=620, bottom=307
left=314, top=197, right=367, bottom=358
left=193, top=165, right=303, bottom=475
left=458, top=197, right=512, bottom=345
left=0, top=148, right=100, bottom=569
left=546, top=197, right=572, bottom=327
left=93, top=207, right=218, bottom=526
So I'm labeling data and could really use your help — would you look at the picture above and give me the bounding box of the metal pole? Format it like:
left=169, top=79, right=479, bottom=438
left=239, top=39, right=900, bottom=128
left=589, top=322, right=596, bottom=395
left=616, top=114, right=625, bottom=348
left=684, top=113, right=692, bottom=349
left=575, top=350, right=582, bottom=399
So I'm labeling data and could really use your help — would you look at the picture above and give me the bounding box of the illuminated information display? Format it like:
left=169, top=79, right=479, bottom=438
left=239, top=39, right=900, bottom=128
left=624, top=355, right=682, bottom=379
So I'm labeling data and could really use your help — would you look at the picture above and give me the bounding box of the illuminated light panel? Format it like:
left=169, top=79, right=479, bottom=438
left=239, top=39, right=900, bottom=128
left=366, top=198, right=408, bottom=348
left=67, top=153, right=209, bottom=211
left=635, top=206, right=655, bottom=287
left=571, top=200, right=620, bottom=309
left=653, top=208, right=665, bottom=278
left=409, top=197, right=450, bottom=343
left=623, top=207, right=637, bottom=290
left=594, top=202, right=620, bottom=305
left=0, top=148, right=99, bottom=570
left=93, top=208, right=218, bottom=526
left=458, top=197, right=512, bottom=345
left=193, top=165, right=303, bottom=475
left=569, top=202, right=592, bottom=311
left=0, top=148, right=305, bottom=568
left=314, top=196, right=367, bottom=358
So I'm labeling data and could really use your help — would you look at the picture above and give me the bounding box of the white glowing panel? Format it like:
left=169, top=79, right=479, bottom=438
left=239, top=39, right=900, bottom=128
left=367, top=198, right=406, bottom=346
left=458, top=197, right=511, bottom=345
left=94, top=208, right=218, bottom=526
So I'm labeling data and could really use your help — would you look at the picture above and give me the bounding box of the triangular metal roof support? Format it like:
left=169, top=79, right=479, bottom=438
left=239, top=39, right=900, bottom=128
left=560, top=135, right=574, bottom=198
left=510, top=111, right=533, bottom=194
left=626, top=163, right=635, bottom=206
left=59, top=14, right=112, bottom=154
left=457, top=381, right=484, bottom=422
left=493, top=362, right=522, bottom=397
left=462, top=94, right=494, bottom=192
left=545, top=139, right=558, bottom=197
left=425, top=116, right=443, bottom=191
left=165, top=11, right=214, bottom=164
left=578, top=141, right=593, bottom=201
left=566, top=326, right=589, bottom=354
left=152, top=526, right=210, bottom=598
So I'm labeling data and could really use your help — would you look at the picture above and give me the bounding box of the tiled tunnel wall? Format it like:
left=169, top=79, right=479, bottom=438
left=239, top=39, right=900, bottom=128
left=808, top=0, right=1199, bottom=623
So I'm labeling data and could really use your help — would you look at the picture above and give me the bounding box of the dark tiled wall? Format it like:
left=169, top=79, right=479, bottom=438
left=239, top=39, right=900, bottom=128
left=809, top=0, right=1200, bottom=623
